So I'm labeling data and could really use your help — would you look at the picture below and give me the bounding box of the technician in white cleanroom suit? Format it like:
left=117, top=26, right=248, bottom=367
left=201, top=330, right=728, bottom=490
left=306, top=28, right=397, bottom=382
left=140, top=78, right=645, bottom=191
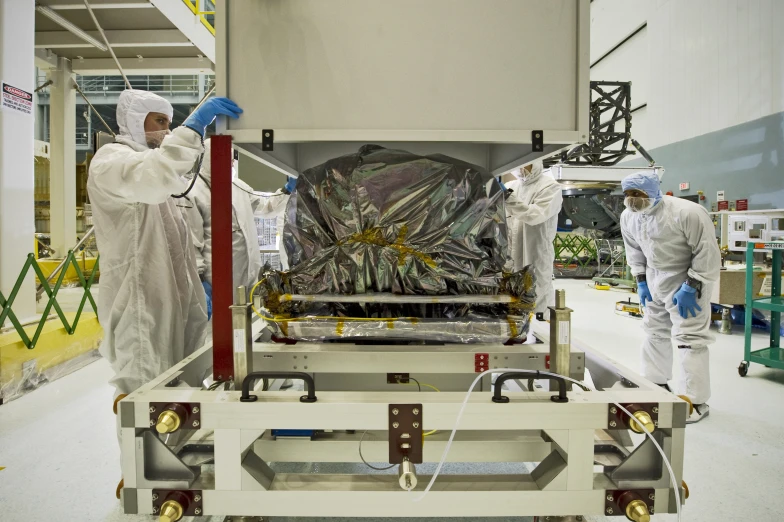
left=505, top=160, right=563, bottom=320
left=184, top=139, right=263, bottom=298
left=620, top=171, right=720, bottom=423
left=87, top=90, right=242, bottom=400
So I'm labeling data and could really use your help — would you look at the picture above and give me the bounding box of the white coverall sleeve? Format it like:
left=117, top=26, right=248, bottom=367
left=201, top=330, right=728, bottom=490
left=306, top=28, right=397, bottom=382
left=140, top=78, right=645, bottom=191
left=620, top=211, right=647, bottom=277
left=233, top=179, right=263, bottom=213
left=89, top=127, right=202, bottom=205
left=506, top=182, right=563, bottom=226
left=681, top=207, right=721, bottom=284
left=256, top=191, right=289, bottom=219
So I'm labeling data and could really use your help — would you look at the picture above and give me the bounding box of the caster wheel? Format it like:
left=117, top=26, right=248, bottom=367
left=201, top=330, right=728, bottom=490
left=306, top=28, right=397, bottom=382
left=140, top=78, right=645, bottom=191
left=738, top=361, right=749, bottom=377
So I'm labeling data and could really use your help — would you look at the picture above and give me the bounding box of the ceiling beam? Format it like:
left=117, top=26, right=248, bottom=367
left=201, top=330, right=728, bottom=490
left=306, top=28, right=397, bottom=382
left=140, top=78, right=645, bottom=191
left=70, top=57, right=214, bottom=75
left=36, top=4, right=107, bottom=51
left=149, top=0, right=214, bottom=62
left=35, top=48, right=60, bottom=70
left=36, top=29, right=193, bottom=48
left=44, top=1, right=154, bottom=9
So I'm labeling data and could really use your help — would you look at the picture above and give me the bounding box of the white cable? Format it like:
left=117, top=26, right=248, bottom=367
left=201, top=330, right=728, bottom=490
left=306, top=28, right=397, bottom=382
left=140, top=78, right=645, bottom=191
left=412, top=368, right=683, bottom=522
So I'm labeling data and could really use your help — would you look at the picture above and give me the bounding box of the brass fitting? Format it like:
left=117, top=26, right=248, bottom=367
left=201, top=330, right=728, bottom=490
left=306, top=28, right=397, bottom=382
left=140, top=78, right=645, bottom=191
left=629, top=410, right=655, bottom=434
left=156, top=410, right=182, bottom=434
left=683, top=480, right=690, bottom=500
left=159, top=499, right=184, bottom=522
left=625, top=499, right=651, bottom=522
left=678, top=395, right=695, bottom=416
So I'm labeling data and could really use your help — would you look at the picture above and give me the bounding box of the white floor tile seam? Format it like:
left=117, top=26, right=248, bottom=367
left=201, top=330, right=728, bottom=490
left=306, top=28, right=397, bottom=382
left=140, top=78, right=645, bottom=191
left=1, top=278, right=783, bottom=521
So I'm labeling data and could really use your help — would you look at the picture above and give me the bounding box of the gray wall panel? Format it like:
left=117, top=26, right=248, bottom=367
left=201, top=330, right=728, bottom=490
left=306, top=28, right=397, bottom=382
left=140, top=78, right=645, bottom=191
left=627, top=111, right=784, bottom=210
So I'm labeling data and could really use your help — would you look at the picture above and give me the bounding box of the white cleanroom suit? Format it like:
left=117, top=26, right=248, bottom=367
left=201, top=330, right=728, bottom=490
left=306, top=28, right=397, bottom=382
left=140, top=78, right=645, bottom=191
left=184, top=139, right=264, bottom=295
left=87, top=89, right=208, bottom=396
left=620, top=171, right=720, bottom=406
left=505, top=161, right=563, bottom=319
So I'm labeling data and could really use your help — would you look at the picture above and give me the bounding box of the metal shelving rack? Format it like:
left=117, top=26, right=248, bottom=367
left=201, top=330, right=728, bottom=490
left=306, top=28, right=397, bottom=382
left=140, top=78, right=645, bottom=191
left=739, top=241, right=784, bottom=376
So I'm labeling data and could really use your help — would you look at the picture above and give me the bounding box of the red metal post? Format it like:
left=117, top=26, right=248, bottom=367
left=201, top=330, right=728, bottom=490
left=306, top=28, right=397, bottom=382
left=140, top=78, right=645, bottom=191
left=210, top=135, right=234, bottom=380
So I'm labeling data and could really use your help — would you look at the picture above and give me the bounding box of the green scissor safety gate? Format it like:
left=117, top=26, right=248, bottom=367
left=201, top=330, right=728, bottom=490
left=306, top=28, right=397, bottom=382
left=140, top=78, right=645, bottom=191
left=0, top=251, right=99, bottom=349
left=554, top=234, right=598, bottom=272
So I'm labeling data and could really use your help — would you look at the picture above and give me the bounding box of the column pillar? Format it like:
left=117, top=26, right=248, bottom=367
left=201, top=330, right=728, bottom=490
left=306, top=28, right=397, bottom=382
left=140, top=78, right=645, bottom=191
left=0, top=0, right=36, bottom=325
left=48, top=56, right=77, bottom=256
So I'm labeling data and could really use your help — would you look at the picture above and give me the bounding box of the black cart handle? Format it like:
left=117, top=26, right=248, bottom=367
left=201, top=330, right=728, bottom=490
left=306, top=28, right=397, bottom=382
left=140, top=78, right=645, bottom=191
left=492, top=371, right=569, bottom=404
left=240, top=372, right=317, bottom=403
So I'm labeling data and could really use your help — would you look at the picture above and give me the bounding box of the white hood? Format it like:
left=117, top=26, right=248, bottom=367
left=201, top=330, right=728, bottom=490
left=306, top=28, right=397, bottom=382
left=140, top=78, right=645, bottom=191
left=116, top=89, right=173, bottom=148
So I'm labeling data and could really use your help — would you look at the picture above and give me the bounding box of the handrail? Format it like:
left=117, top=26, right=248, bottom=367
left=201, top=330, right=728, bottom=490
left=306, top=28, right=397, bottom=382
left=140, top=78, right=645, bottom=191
left=35, top=227, right=95, bottom=300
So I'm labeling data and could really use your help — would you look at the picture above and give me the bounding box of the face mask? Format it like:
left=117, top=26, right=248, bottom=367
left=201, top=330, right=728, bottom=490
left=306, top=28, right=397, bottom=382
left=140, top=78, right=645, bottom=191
left=145, top=129, right=171, bottom=149
left=624, top=196, right=654, bottom=212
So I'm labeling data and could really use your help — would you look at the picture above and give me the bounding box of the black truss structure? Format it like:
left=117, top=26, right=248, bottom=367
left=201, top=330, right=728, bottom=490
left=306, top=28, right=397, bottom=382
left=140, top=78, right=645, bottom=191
left=554, top=81, right=643, bottom=166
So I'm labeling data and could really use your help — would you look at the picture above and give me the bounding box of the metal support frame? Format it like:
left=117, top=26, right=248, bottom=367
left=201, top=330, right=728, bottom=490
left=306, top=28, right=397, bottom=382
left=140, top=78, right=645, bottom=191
left=211, top=135, right=234, bottom=380
left=118, top=341, right=686, bottom=519
left=558, top=82, right=635, bottom=167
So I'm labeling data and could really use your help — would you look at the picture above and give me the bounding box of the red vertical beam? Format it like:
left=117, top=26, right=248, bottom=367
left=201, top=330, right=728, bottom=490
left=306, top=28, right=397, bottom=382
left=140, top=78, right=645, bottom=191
left=210, top=135, right=234, bottom=380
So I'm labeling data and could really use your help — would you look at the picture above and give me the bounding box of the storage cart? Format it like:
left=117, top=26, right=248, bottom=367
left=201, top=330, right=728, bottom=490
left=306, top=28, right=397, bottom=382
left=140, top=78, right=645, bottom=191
left=739, top=241, right=784, bottom=376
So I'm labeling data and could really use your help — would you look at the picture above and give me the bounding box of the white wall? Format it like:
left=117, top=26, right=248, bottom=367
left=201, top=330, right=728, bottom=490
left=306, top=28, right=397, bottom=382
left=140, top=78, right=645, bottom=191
left=591, top=0, right=784, bottom=151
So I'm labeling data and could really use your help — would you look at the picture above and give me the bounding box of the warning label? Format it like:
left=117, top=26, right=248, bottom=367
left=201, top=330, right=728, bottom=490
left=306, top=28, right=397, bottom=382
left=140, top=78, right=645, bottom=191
left=2, top=82, right=33, bottom=116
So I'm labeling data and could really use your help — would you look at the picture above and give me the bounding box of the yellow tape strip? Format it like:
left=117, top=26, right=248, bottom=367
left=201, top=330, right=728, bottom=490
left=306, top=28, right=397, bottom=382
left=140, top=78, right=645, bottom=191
left=506, top=317, right=519, bottom=338
left=336, top=320, right=345, bottom=336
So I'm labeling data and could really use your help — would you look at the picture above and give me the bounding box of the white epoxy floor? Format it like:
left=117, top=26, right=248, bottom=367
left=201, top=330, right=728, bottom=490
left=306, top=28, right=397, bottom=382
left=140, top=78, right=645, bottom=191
left=1, top=279, right=783, bottom=521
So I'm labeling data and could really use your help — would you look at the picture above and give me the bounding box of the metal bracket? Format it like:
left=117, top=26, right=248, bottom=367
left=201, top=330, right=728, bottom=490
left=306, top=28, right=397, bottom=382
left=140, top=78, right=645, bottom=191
left=149, top=402, right=201, bottom=431
left=152, top=489, right=203, bottom=517
left=262, top=129, right=274, bottom=151
left=607, top=403, right=659, bottom=431
left=532, top=130, right=544, bottom=152
left=389, top=404, right=423, bottom=464
left=604, top=489, right=655, bottom=517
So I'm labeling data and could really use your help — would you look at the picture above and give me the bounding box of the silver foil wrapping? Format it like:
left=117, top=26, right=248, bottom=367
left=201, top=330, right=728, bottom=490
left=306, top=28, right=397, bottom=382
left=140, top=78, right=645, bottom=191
left=256, top=145, right=537, bottom=343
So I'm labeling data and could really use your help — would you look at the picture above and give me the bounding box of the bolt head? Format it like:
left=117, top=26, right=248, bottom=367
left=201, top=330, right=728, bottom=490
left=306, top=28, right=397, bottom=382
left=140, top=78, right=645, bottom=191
left=152, top=493, right=159, bottom=500
left=652, top=407, right=659, bottom=413
left=195, top=495, right=201, bottom=502
left=413, top=408, right=419, bottom=415
left=413, top=422, right=420, bottom=428
left=607, top=494, right=614, bottom=501
left=217, top=375, right=223, bottom=380
left=193, top=420, right=200, bottom=427
left=606, top=507, right=614, bottom=515
left=649, top=493, right=655, bottom=500
left=149, top=406, right=156, bottom=413
left=610, top=407, right=617, bottom=414
left=149, top=419, right=155, bottom=426
left=392, top=408, right=399, bottom=415
left=195, top=508, right=202, bottom=515
left=610, top=421, right=617, bottom=427
left=392, top=422, right=400, bottom=429
left=192, top=406, right=199, bottom=413
left=152, top=507, right=158, bottom=514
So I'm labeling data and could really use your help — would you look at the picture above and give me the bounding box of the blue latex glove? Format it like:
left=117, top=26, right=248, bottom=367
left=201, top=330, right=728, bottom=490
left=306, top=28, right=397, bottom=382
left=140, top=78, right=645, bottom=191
left=202, top=281, right=212, bottom=320
left=498, top=179, right=507, bottom=191
left=636, top=280, right=652, bottom=308
left=184, top=97, right=243, bottom=137
left=284, top=177, right=297, bottom=194
left=673, top=283, right=701, bottom=319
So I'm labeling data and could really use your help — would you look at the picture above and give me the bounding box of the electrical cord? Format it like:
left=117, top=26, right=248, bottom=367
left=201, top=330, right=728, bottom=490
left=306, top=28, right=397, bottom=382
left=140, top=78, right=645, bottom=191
left=171, top=132, right=205, bottom=199
left=358, top=430, right=396, bottom=471
left=412, top=368, right=683, bottom=522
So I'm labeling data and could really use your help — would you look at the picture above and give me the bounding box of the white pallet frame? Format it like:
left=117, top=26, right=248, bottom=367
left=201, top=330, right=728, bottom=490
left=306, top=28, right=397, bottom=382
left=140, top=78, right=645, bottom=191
left=118, top=338, right=686, bottom=519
